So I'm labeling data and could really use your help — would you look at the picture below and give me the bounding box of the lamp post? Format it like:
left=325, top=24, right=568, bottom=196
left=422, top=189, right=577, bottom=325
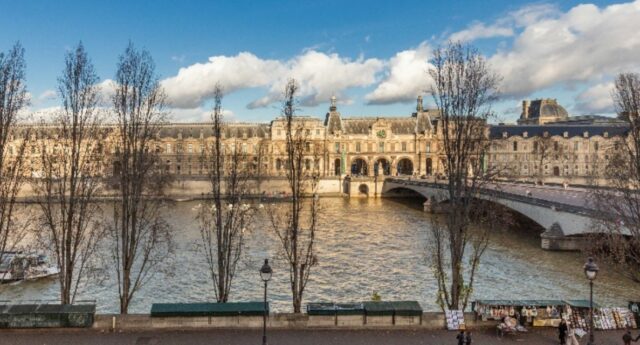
left=584, top=257, right=599, bottom=345
left=260, top=259, right=272, bottom=345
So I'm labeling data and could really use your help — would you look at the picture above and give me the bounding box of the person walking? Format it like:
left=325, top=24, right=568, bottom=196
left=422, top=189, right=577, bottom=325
left=464, top=331, right=472, bottom=345
left=566, top=323, right=579, bottom=345
left=558, top=319, right=567, bottom=345
left=456, top=330, right=465, bottom=345
left=623, top=328, right=634, bottom=345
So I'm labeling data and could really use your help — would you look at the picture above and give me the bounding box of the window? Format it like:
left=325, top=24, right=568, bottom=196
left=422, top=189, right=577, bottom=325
left=242, top=143, right=247, bottom=154
left=594, top=142, right=599, bottom=151
left=574, top=142, right=579, bottom=150
left=166, top=143, right=172, bottom=153
left=425, top=143, right=431, bottom=153
left=188, top=144, right=193, bottom=153
left=277, top=129, right=281, bottom=136
left=316, top=129, right=320, bottom=135
left=554, top=141, right=559, bottom=151
left=378, top=142, right=385, bottom=153
left=355, top=142, right=361, bottom=153
left=335, top=142, right=340, bottom=153
left=513, top=141, right=518, bottom=151
left=305, top=142, right=310, bottom=152
left=305, top=129, right=311, bottom=136
left=401, top=142, right=407, bottom=151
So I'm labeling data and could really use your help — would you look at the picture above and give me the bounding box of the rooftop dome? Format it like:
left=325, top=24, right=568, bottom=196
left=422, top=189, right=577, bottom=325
left=519, top=99, right=569, bottom=124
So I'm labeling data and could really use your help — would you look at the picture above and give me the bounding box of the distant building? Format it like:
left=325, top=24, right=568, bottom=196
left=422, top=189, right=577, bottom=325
left=490, top=99, right=628, bottom=184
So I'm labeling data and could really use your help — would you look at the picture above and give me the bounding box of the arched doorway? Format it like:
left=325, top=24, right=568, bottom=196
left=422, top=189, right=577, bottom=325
left=553, top=166, right=560, bottom=176
left=374, top=158, right=391, bottom=176
left=334, top=158, right=341, bottom=176
left=351, top=158, right=368, bottom=176
left=397, top=158, right=413, bottom=175
left=426, top=158, right=433, bottom=175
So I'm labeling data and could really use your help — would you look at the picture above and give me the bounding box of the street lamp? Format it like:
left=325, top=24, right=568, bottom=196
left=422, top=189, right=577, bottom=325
left=584, top=257, right=599, bottom=345
left=260, top=259, right=272, bottom=345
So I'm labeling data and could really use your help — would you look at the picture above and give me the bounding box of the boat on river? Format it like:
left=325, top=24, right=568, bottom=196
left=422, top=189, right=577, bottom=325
left=0, top=252, right=60, bottom=283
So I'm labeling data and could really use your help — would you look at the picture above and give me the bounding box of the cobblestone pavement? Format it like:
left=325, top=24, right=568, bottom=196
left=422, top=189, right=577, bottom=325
left=0, top=328, right=630, bottom=345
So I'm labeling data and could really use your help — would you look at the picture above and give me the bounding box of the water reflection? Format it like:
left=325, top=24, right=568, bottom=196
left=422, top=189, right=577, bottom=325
left=0, top=198, right=637, bottom=313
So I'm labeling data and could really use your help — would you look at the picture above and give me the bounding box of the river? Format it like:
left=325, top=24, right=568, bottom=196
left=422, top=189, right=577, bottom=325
left=1, top=198, right=638, bottom=313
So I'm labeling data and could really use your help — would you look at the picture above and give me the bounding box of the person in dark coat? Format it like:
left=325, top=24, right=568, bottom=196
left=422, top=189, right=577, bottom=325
left=456, top=330, right=465, bottom=345
left=464, top=331, right=472, bottom=345
left=558, top=319, right=567, bottom=345
left=623, top=328, right=634, bottom=345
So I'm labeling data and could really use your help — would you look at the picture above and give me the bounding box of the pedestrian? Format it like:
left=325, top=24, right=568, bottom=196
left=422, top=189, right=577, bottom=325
left=465, top=331, right=472, bottom=345
left=566, top=323, right=579, bottom=345
left=623, top=328, right=634, bottom=345
left=456, top=330, right=465, bottom=345
left=558, top=319, right=567, bottom=345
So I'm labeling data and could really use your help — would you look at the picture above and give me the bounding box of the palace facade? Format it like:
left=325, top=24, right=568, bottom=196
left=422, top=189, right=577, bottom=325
left=6, top=97, right=629, bottom=186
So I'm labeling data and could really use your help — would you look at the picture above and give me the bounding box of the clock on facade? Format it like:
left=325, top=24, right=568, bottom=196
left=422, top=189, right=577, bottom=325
left=376, top=130, right=386, bottom=139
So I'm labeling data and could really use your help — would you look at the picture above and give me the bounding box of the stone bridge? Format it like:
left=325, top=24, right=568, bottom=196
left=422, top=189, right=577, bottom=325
left=380, top=177, right=618, bottom=251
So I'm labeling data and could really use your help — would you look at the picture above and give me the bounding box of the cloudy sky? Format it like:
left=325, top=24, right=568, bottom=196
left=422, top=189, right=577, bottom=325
left=1, top=0, right=638, bottom=123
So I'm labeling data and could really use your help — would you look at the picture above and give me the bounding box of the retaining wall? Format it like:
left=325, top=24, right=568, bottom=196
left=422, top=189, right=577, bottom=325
left=93, top=312, right=497, bottom=331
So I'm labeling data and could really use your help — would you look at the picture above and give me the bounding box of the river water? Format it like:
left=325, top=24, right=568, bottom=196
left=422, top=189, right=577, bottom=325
left=1, top=198, right=638, bottom=313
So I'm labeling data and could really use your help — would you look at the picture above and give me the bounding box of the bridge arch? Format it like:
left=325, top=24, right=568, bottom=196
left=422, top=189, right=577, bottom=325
left=381, top=179, right=596, bottom=239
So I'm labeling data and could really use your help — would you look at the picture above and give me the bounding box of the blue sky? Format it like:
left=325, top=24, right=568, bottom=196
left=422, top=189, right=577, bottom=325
left=1, top=0, right=636, bottom=123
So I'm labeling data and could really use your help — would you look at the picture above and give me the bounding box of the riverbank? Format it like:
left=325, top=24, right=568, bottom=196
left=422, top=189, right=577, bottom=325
left=0, top=327, right=629, bottom=345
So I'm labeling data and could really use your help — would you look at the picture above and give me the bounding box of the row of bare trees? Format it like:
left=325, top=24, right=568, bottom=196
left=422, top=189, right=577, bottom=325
left=0, top=41, right=173, bottom=313
left=9, top=38, right=639, bottom=316
left=196, top=80, right=319, bottom=313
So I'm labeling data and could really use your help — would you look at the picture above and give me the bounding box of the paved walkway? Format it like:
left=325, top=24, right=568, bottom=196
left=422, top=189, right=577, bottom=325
left=0, top=328, right=630, bottom=345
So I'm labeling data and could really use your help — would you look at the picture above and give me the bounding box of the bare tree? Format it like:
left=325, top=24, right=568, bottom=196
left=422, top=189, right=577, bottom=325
left=268, top=79, right=319, bottom=313
left=197, top=85, right=255, bottom=302
left=109, top=43, right=174, bottom=314
left=0, top=42, right=30, bottom=271
left=589, top=72, right=640, bottom=282
left=32, top=42, right=104, bottom=304
left=428, top=41, right=503, bottom=311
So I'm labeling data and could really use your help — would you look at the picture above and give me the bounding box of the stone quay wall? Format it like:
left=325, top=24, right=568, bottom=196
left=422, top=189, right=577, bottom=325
left=93, top=312, right=495, bottom=331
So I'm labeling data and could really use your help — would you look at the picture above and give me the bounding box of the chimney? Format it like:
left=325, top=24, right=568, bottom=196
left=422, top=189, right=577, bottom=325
left=522, top=100, right=530, bottom=119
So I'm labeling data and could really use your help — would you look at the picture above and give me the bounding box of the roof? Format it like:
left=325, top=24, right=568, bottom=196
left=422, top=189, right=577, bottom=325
left=524, top=99, right=568, bottom=119
left=489, top=124, right=629, bottom=139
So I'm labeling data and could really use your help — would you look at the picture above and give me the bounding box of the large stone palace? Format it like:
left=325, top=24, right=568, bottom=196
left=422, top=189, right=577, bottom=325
left=7, top=96, right=629, bottom=187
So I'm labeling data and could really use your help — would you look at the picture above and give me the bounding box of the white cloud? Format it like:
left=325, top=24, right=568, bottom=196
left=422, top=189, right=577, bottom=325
left=364, top=42, right=432, bottom=104
left=575, top=82, right=615, bottom=113
left=448, top=4, right=556, bottom=42
left=489, top=1, right=640, bottom=98
left=169, top=107, right=234, bottom=122
left=248, top=51, right=383, bottom=109
left=37, top=89, right=57, bottom=102
left=449, top=22, right=514, bottom=42
left=161, top=50, right=383, bottom=110
left=161, top=52, right=283, bottom=109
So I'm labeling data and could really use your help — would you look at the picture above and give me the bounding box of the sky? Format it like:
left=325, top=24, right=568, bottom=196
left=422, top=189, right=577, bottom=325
left=1, top=0, right=638, bottom=124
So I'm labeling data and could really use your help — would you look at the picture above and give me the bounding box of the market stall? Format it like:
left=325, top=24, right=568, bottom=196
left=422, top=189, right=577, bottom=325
left=473, top=299, right=565, bottom=327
